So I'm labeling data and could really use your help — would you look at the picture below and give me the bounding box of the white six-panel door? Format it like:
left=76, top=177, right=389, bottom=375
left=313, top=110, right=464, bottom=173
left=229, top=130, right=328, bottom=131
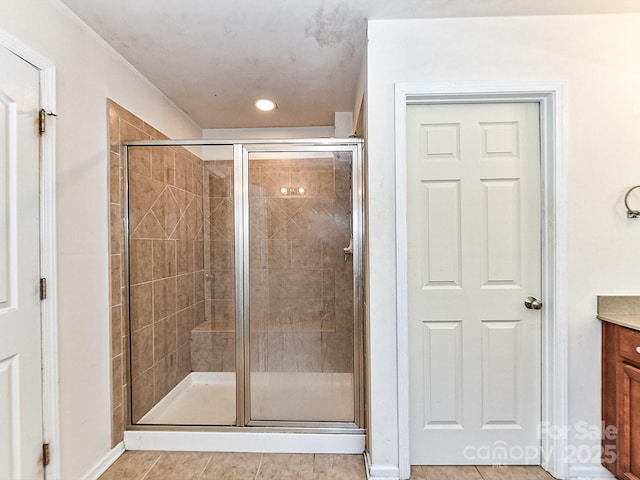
left=0, top=45, right=44, bottom=479
left=407, top=103, right=541, bottom=465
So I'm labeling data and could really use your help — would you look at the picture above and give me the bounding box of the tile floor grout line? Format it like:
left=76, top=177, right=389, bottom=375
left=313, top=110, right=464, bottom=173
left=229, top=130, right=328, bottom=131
left=195, top=453, right=214, bottom=480
left=475, top=465, right=488, bottom=480
left=253, top=453, right=264, bottom=480
left=139, top=452, right=163, bottom=480
left=102, top=455, right=558, bottom=480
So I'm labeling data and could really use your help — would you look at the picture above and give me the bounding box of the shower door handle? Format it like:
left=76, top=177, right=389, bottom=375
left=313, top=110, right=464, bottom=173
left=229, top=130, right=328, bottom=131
left=343, top=238, right=353, bottom=262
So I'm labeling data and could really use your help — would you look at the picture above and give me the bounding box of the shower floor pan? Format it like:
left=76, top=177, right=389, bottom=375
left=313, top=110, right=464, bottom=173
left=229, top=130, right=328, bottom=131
left=139, top=371, right=355, bottom=425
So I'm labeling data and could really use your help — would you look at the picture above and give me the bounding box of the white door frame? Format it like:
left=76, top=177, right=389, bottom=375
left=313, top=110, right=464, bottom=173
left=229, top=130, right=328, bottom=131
left=0, top=29, right=59, bottom=479
left=394, top=82, right=568, bottom=480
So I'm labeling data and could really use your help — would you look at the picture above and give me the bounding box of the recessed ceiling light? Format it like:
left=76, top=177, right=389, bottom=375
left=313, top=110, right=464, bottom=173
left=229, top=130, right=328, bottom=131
left=255, top=98, right=277, bottom=112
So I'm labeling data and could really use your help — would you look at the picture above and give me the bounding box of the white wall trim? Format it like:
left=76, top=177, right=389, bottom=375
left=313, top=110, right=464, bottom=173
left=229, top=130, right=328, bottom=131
left=364, top=452, right=400, bottom=480
left=0, top=28, right=60, bottom=480
left=124, top=430, right=365, bottom=454
left=393, top=81, right=569, bottom=480
left=80, top=442, right=125, bottom=480
left=567, top=464, right=615, bottom=479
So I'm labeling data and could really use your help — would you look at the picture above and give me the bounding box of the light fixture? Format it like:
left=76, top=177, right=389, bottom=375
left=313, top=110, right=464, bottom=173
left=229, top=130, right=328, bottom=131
left=255, top=98, right=277, bottom=112
left=279, top=186, right=306, bottom=196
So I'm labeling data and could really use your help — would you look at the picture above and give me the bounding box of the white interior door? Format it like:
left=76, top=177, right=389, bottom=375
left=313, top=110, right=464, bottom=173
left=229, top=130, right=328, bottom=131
left=407, top=102, right=541, bottom=465
left=0, top=45, right=44, bottom=480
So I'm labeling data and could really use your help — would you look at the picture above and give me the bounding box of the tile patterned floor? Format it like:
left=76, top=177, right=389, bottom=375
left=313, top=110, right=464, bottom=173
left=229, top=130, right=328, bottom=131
left=411, top=465, right=557, bottom=480
left=99, top=451, right=558, bottom=480
left=99, top=452, right=364, bottom=480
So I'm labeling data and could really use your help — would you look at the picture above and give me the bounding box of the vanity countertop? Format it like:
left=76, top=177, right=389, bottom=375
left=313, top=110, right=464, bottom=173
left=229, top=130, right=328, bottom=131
left=597, top=314, right=640, bottom=332
left=597, top=295, right=640, bottom=332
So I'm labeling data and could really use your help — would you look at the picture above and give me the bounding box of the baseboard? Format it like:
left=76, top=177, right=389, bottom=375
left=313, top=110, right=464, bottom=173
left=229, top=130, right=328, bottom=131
left=364, top=451, right=401, bottom=480
left=80, top=442, right=125, bottom=480
left=566, top=464, right=615, bottom=479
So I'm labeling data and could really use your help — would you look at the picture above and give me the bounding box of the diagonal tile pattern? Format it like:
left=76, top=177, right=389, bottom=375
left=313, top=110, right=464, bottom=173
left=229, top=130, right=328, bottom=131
left=245, top=160, right=352, bottom=375
left=109, top=100, right=207, bottom=433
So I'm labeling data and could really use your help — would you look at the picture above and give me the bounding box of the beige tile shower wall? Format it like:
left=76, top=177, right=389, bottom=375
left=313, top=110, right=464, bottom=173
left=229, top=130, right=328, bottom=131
left=195, top=160, right=237, bottom=372
left=248, top=157, right=354, bottom=373
left=128, top=143, right=205, bottom=423
left=108, top=100, right=206, bottom=442
left=204, top=160, right=236, bottom=326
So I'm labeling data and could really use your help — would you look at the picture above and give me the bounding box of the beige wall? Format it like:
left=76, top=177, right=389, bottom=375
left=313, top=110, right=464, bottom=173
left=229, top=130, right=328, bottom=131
left=365, top=14, right=640, bottom=478
left=0, top=1, right=201, bottom=476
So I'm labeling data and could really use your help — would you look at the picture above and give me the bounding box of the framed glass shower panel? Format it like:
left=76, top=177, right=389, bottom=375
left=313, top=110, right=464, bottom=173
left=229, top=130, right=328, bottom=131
left=245, top=148, right=357, bottom=424
left=126, top=144, right=237, bottom=426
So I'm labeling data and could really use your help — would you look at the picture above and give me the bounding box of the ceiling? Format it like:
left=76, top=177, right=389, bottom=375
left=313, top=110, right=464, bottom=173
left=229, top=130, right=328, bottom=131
left=59, top=0, right=640, bottom=129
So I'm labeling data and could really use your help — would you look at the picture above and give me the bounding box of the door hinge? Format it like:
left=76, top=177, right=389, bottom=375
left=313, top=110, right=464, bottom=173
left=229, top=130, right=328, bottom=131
left=38, top=109, right=57, bottom=134
left=40, top=278, right=47, bottom=300
left=39, top=109, right=46, bottom=134
left=42, top=443, right=50, bottom=467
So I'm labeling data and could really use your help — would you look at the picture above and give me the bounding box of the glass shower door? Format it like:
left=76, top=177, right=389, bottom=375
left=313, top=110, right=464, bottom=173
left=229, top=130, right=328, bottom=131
left=124, top=140, right=362, bottom=429
left=126, top=144, right=238, bottom=426
left=246, top=149, right=356, bottom=424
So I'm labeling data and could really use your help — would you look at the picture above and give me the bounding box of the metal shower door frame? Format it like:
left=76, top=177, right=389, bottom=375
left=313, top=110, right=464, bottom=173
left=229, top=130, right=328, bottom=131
left=239, top=142, right=364, bottom=430
left=122, top=138, right=364, bottom=433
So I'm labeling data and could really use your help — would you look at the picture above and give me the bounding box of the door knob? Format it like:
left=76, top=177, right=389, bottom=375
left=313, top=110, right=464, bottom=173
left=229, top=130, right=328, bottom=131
left=524, top=297, right=543, bottom=310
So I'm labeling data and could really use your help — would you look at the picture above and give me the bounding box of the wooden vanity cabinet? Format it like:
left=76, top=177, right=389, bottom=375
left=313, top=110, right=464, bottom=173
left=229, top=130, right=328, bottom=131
left=602, top=321, right=640, bottom=480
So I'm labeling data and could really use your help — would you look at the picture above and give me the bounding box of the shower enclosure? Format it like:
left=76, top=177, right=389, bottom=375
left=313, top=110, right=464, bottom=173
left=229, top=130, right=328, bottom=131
left=123, top=139, right=363, bottom=438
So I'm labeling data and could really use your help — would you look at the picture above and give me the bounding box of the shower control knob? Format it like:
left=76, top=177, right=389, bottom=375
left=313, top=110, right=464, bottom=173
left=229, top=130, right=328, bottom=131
left=524, top=296, right=543, bottom=310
